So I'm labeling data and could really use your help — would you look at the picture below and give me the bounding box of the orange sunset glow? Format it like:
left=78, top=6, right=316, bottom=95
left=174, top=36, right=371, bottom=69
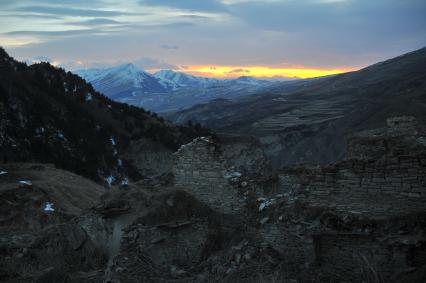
left=176, top=65, right=356, bottom=79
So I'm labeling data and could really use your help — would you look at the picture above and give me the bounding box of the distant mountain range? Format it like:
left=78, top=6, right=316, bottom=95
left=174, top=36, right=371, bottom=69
left=166, top=47, right=426, bottom=168
left=75, top=65, right=280, bottom=112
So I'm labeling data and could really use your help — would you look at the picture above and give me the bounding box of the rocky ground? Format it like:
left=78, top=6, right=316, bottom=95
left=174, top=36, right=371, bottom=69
left=1, top=117, right=426, bottom=282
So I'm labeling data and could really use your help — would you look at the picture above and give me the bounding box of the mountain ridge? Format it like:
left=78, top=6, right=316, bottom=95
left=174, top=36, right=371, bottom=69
left=75, top=65, right=279, bottom=112
left=167, top=47, right=426, bottom=167
left=0, top=47, right=211, bottom=184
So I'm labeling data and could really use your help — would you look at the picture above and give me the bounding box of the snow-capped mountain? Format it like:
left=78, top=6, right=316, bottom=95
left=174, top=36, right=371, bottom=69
left=154, top=70, right=220, bottom=89
left=230, top=76, right=270, bottom=86
left=76, top=63, right=174, bottom=99
left=75, top=64, right=277, bottom=112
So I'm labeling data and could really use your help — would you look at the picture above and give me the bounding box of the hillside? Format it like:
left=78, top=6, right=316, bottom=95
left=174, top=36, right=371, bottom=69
left=168, top=47, right=426, bottom=167
left=0, top=47, right=211, bottom=184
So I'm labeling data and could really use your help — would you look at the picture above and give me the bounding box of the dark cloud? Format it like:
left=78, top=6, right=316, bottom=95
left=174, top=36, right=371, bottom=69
left=139, top=0, right=226, bottom=12
left=226, top=68, right=250, bottom=74
left=227, top=0, right=426, bottom=50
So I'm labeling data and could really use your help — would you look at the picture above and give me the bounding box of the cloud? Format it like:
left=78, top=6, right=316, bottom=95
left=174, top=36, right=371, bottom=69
left=160, top=44, right=179, bottom=50
left=66, top=18, right=124, bottom=27
left=15, top=6, right=138, bottom=17
left=139, top=0, right=227, bottom=12
left=226, top=68, right=250, bottom=74
left=3, top=29, right=106, bottom=37
left=133, top=57, right=178, bottom=70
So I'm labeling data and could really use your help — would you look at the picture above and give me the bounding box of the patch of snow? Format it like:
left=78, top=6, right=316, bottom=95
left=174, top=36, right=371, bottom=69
left=0, top=171, right=8, bottom=175
left=121, top=177, right=129, bottom=186
left=113, top=149, right=118, bottom=156
left=110, top=136, right=116, bottom=146
left=105, top=175, right=114, bottom=186
left=198, top=136, right=212, bottom=143
left=57, top=132, right=65, bottom=140
left=224, top=171, right=242, bottom=179
left=258, top=198, right=275, bottom=212
left=19, top=180, right=32, bottom=186
left=44, top=202, right=55, bottom=212
left=86, top=93, right=93, bottom=101
left=35, top=127, right=45, bottom=134
left=117, top=159, right=123, bottom=167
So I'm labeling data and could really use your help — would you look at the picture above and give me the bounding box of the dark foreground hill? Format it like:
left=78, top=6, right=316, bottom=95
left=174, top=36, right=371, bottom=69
left=1, top=117, right=426, bottom=282
left=168, top=47, right=426, bottom=167
left=0, top=47, right=211, bottom=183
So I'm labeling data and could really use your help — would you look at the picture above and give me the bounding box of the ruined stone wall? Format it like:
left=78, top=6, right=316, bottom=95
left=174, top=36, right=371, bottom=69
left=285, top=156, right=425, bottom=217
left=313, top=233, right=411, bottom=282
left=173, top=137, right=241, bottom=214
left=219, top=134, right=270, bottom=176
left=278, top=121, right=426, bottom=218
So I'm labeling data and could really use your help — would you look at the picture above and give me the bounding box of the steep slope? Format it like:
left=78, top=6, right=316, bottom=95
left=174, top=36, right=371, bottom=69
left=0, top=47, right=211, bottom=184
left=154, top=69, right=220, bottom=88
left=168, top=47, right=426, bottom=167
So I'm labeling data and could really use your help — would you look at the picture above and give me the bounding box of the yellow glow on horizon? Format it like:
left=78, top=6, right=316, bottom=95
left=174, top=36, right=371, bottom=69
left=180, top=65, right=355, bottom=79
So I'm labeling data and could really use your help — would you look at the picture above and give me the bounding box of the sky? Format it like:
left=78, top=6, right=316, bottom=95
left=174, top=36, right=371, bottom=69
left=0, top=0, right=425, bottom=78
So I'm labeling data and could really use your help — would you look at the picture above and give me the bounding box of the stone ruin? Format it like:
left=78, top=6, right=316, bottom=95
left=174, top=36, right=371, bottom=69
left=387, top=115, right=418, bottom=135
left=173, top=137, right=241, bottom=214
left=170, top=117, right=426, bottom=282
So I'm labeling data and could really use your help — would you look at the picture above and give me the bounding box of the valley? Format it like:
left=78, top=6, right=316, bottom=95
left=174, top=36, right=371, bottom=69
left=168, top=48, right=426, bottom=167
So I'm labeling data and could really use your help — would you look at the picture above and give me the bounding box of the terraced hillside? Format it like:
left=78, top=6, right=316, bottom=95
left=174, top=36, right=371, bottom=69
left=168, top=47, right=426, bottom=167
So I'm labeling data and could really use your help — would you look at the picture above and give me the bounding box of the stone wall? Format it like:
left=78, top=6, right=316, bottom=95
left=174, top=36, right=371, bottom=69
left=313, top=233, right=412, bottom=282
left=277, top=120, right=426, bottom=218
left=386, top=115, right=418, bottom=135
left=219, top=134, right=270, bottom=176
left=172, top=137, right=241, bottom=214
